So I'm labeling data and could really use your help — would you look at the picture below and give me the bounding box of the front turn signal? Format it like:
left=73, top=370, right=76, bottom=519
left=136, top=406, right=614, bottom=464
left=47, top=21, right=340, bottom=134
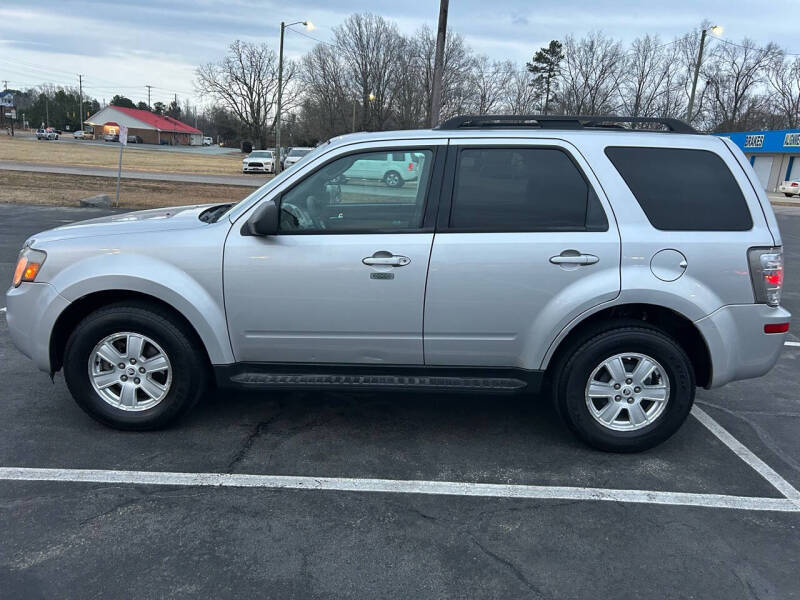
left=12, top=248, right=46, bottom=287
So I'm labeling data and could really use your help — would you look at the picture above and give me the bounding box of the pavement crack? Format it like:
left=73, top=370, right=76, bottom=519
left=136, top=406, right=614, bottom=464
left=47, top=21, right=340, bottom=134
left=468, top=533, right=547, bottom=598
left=226, top=404, right=284, bottom=473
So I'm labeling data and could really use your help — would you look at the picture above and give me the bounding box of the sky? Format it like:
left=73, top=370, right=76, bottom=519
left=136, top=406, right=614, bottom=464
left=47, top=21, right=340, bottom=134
left=0, top=0, right=796, bottom=110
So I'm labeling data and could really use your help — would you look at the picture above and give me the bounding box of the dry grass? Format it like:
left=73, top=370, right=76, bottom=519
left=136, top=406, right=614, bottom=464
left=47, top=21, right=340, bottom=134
left=0, top=171, right=250, bottom=210
left=0, top=135, right=244, bottom=175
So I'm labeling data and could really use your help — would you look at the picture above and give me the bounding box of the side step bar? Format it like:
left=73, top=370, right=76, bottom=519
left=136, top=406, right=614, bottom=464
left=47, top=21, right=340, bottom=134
left=229, top=373, right=528, bottom=391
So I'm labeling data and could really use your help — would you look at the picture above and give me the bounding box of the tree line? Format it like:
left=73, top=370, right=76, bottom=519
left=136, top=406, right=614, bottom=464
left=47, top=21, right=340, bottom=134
left=8, top=13, right=799, bottom=146
left=196, top=14, right=800, bottom=147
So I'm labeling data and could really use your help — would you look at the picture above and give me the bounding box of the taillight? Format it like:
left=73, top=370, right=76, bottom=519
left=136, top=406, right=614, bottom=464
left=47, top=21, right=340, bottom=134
left=792, top=182, right=798, bottom=187
left=408, top=162, right=413, bottom=171
left=748, top=247, right=783, bottom=307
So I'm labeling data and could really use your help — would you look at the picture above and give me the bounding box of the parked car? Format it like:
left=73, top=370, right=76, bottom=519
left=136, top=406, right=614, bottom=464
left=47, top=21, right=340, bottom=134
left=72, top=130, right=88, bottom=140
left=203, top=136, right=213, bottom=146
left=283, top=147, right=312, bottom=169
left=778, top=179, right=800, bottom=197
left=341, top=151, right=423, bottom=187
left=6, top=115, right=790, bottom=452
left=242, top=150, right=275, bottom=174
left=127, top=135, right=143, bottom=144
left=35, top=128, right=58, bottom=140
left=104, top=132, right=119, bottom=142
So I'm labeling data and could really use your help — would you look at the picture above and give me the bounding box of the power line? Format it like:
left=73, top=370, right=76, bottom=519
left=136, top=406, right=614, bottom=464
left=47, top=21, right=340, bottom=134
left=286, top=26, right=333, bottom=47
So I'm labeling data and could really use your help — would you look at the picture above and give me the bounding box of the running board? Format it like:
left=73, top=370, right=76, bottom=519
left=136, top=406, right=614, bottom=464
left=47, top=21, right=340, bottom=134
left=228, top=372, right=528, bottom=391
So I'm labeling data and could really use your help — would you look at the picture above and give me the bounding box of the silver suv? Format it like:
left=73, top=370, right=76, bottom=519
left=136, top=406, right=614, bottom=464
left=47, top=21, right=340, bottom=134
left=6, top=115, right=790, bottom=452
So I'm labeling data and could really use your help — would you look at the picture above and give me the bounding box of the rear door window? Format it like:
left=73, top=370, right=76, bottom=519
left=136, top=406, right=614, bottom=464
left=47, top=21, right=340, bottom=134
left=605, top=147, right=752, bottom=231
left=448, top=147, right=608, bottom=231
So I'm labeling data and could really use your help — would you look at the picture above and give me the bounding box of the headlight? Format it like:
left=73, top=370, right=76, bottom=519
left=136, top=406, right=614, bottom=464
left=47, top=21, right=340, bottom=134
left=12, top=248, right=47, bottom=288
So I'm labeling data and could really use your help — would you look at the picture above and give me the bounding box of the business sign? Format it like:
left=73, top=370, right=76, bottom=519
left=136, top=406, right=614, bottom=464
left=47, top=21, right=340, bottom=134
left=4, top=110, right=16, bottom=119
left=0, top=93, right=13, bottom=108
left=784, top=133, right=800, bottom=147
left=744, top=134, right=764, bottom=148
left=119, top=124, right=128, bottom=145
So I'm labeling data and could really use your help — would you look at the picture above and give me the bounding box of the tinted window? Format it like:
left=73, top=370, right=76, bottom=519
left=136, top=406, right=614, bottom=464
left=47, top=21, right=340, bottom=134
left=605, top=147, right=752, bottom=231
left=449, top=148, right=608, bottom=231
left=279, top=149, right=433, bottom=233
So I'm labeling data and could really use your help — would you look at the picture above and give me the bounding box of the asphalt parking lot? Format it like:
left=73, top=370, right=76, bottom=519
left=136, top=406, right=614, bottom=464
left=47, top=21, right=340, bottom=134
left=1, top=203, right=799, bottom=598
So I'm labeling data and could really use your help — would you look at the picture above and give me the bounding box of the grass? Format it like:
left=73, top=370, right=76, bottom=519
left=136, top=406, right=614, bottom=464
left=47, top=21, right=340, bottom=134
left=0, top=134, right=244, bottom=175
left=0, top=171, right=250, bottom=210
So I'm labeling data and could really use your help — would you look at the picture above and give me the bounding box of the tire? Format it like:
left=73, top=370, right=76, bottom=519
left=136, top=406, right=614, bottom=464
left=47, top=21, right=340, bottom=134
left=383, top=170, right=404, bottom=188
left=63, top=301, right=209, bottom=430
left=552, top=323, right=695, bottom=452
left=785, top=193, right=793, bottom=197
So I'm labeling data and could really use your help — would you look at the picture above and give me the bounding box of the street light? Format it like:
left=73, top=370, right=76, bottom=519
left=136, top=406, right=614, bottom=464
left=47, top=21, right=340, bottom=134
left=274, top=20, right=313, bottom=174
left=352, top=92, right=375, bottom=132
left=687, top=24, right=723, bottom=124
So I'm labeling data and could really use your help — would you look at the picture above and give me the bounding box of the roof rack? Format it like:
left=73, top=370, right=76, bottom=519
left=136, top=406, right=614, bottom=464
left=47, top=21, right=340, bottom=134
left=436, top=115, right=697, bottom=134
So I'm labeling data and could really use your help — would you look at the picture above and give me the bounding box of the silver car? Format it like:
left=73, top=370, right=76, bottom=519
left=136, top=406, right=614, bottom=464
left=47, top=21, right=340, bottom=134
left=6, top=115, right=790, bottom=452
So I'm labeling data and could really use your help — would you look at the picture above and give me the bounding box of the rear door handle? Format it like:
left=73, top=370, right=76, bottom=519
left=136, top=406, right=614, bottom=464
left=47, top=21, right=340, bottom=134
left=549, top=253, right=599, bottom=265
left=363, top=254, right=411, bottom=267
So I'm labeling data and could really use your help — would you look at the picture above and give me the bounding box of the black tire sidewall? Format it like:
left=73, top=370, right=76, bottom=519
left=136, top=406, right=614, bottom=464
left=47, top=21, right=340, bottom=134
left=384, top=171, right=403, bottom=187
left=63, top=304, right=205, bottom=430
left=558, top=327, right=695, bottom=452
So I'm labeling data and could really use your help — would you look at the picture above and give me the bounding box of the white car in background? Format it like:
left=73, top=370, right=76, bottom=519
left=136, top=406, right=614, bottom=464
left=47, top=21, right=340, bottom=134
left=36, top=128, right=59, bottom=140
left=283, top=147, right=312, bottom=169
left=203, top=136, right=213, bottom=146
left=242, top=150, right=275, bottom=174
left=72, top=130, right=88, bottom=140
left=778, top=179, right=800, bottom=197
left=342, top=151, right=424, bottom=187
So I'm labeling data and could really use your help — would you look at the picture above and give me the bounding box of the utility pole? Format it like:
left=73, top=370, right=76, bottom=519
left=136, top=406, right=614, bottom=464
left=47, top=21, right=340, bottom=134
left=430, top=0, right=449, bottom=128
left=78, top=74, right=83, bottom=130
left=275, top=20, right=287, bottom=173
left=2, top=80, right=7, bottom=90
left=145, top=85, right=152, bottom=109
left=687, top=25, right=722, bottom=124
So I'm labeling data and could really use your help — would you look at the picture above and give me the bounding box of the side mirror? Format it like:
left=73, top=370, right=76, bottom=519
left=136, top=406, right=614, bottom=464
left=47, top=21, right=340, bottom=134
left=241, top=199, right=279, bottom=236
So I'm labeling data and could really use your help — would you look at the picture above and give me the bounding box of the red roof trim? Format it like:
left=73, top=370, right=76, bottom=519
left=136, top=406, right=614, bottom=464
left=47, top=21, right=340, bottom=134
left=108, top=105, right=202, bottom=134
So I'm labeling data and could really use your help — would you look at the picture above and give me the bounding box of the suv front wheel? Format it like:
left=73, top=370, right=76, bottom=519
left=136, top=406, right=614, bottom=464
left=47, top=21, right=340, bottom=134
left=553, top=325, right=695, bottom=452
left=63, top=302, right=208, bottom=430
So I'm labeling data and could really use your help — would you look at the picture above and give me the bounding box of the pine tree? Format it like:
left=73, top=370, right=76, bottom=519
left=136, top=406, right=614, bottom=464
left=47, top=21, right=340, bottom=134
left=526, top=40, right=564, bottom=115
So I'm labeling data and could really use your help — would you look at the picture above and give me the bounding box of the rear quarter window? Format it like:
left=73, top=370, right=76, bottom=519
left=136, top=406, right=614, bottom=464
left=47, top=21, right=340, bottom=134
left=605, top=146, right=752, bottom=231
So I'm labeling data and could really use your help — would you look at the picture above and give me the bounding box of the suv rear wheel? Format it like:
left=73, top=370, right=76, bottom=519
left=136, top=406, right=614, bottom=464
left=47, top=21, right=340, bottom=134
left=383, top=170, right=404, bottom=187
left=63, top=302, right=208, bottom=430
left=553, top=325, right=695, bottom=452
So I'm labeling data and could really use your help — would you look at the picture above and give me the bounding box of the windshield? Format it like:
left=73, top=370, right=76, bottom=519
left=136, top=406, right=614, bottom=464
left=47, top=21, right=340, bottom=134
left=250, top=151, right=273, bottom=158
left=288, top=149, right=310, bottom=157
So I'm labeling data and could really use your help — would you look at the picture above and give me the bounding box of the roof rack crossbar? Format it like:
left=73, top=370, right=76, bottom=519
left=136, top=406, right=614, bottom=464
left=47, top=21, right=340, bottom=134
left=436, top=114, right=697, bottom=134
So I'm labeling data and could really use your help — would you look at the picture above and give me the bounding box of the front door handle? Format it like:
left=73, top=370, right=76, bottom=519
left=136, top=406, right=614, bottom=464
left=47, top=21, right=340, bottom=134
left=363, top=253, right=411, bottom=267
left=549, top=252, right=600, bottom=265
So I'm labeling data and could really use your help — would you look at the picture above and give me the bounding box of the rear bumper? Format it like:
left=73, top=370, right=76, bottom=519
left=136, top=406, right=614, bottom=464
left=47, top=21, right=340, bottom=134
left=5, top=282, right=70, bottom=373
left=695, top=304, right=791, bottom=388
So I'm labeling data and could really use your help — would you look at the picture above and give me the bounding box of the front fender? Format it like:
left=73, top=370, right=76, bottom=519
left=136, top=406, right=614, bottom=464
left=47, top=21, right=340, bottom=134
left=48, top=253, right=234, bottom=365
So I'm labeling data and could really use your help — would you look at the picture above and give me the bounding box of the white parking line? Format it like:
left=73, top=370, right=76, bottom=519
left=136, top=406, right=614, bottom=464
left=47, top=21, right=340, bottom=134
left=785, top=341, right=800, bottom=347
left=0, top=466, right=797, bottom=512
left=692, top=406, right=800, bottom=507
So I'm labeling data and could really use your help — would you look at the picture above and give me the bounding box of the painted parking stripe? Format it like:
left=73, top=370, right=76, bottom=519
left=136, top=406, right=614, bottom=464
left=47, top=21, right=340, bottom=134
left=692, top=406, right=800, bottom=507
left=0, top=466, right=797, bottom=512
left=785, top=341, right=800, bottom=347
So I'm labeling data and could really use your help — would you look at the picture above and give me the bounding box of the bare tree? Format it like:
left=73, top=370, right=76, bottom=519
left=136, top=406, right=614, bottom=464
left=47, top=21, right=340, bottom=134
left=557, top=32, right=625, bottom=115
left=414, top=26, right=475, bottom=122
left=767, top=53, right=800, bottom=128
left=300, top=44, right=351, bottom=139
left=618, top=35, right=684, bottom=117
left=469, top=56, right=514, bottom=114
left=196, top=40, right=298, bottom=148
left=505, top=67, right=538, bottom=114
left=703, top=38, right=780, bottom=130
left=334, top=13, right=404, bottom=130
